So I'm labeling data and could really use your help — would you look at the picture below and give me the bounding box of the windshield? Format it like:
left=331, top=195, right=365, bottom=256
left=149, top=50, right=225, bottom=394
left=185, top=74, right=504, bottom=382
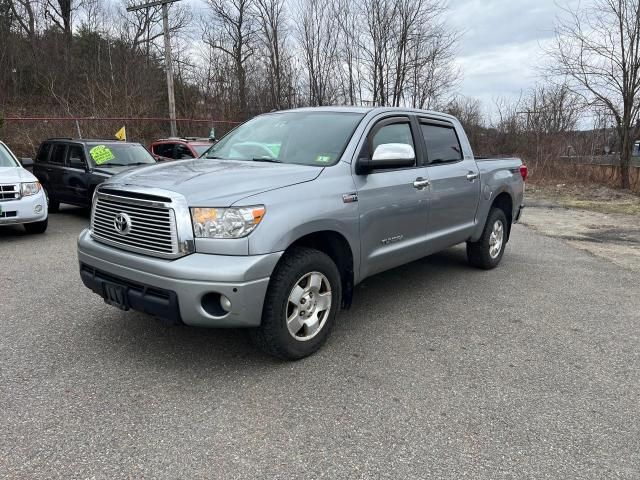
left=204, top=111, right=364, bottom=166
left=0, top=143, right=19, bottom=167
left=86, top=143, right=156, bottom=167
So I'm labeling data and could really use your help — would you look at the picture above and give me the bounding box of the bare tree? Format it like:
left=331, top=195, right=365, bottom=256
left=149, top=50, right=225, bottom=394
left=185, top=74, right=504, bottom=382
left=333, top=0, right=362, bottom=105
left=294, top=0, right=340, bottom=105
left=523, top=84, right=584, bottom=135
left=547, top=0, right=640, bottom=189
left=45, top=0, right=73, bottom=43
left=119, top=0, right=190, bottom=58
left=8, top=0, right=39, bottom=48
left=357, top=0, right=458, bottom=108
left=203, top=0, right=257, bottom=118
left=255, top=0, right=288, bottom=109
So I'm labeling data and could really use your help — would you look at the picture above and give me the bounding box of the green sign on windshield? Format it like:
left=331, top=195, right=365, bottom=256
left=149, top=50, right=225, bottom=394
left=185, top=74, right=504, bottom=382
left=90, top=145, right=115, bottom=165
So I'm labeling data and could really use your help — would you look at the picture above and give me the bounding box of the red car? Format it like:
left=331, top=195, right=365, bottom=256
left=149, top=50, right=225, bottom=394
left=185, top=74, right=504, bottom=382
left=149, top=137, right=213, bottom=161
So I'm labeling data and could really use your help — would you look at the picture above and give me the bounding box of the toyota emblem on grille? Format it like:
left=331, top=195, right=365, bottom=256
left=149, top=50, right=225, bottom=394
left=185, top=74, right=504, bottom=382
left=113, top=213, right=132, bottom=235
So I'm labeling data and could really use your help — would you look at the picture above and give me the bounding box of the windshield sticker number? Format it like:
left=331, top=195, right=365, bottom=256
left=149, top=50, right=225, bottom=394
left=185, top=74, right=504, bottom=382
left=90, top=145, right=115, bottom=165
left=316, top=155, right=331, bottom=163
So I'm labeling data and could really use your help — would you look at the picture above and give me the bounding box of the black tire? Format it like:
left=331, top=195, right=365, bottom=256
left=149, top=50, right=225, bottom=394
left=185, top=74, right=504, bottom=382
left=467, top=208, right=508, bottom=270
left=43, top=186, right=59, bottom=213
left=250, top=247, right=342, bottom=360
left=24, top=218, right=48, bottom=234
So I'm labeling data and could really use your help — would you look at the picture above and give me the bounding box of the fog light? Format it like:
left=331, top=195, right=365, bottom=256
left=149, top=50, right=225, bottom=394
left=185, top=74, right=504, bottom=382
left=34, top=205, right=43, bottom=214
left=220, top=295, right=232, bottom=312
left=201, top=292, right=231, bottom=317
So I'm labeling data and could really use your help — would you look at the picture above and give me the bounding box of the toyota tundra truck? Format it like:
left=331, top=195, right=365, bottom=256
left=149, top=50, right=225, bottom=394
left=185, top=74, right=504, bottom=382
left=78, top=107, right=526, bottom=359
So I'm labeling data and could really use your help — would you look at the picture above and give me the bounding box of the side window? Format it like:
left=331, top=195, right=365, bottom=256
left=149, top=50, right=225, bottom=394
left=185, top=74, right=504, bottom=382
left=421, top=124, right=463, bottom=163
left=154, top=143, right=175, bottom=158
left=36, top=143, right=52, bottom=163
left=372, top=123, right=415, bottom=153
left=67, top=145, right=86, bottom=169
left=49, top=144, right=67, bottom=164
left=176, top=144, right=194, bottom=159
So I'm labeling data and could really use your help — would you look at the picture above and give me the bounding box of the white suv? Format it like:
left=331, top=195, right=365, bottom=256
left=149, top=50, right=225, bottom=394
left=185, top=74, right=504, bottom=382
left=0, top=141, right=48, bottom=233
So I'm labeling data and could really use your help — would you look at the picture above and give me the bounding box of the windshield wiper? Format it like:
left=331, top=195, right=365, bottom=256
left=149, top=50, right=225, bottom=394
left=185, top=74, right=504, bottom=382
left=251, top=157, right=282, bottom=163
left=97, top=162, right=127, bottom=167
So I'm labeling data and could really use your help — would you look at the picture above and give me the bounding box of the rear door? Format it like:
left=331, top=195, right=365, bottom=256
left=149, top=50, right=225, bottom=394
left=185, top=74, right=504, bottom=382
left=353, top=115, right=430, bottom=279
left=419, top=119, right=480, bottom=251
left=44, top=143, right=68, bottom=202
left=33, top=142, right=52, bottom=184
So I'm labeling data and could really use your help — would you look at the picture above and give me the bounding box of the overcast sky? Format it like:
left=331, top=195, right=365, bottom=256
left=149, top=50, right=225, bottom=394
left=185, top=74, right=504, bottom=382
left=448, top=0, right=580, bottom=115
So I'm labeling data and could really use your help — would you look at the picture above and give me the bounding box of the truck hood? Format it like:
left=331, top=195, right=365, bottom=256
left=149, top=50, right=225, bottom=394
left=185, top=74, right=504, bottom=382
left=0, top=166, right=37, bottom=184
left=106, top=159, right=324, bottom=206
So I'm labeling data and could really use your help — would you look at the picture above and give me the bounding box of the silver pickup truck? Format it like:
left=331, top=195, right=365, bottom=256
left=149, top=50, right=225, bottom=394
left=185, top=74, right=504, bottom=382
left=78, top=107, right=526, bottom=359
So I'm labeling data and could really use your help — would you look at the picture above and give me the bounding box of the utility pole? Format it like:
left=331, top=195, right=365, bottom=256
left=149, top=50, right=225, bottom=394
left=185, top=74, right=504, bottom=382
left=127, top=0, right=180, bottom=137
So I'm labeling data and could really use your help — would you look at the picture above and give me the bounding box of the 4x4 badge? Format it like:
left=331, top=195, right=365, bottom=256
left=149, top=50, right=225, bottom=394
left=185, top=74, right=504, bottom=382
left=113, top=213, right=132, bottom=235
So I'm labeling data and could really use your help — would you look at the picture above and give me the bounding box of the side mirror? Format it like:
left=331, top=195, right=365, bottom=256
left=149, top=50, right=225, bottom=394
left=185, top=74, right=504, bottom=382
left=68, top=158, right=87, bottom=170
left=20, top=158, right=34, bottom=169
left=357, top=143, right=415, bottom=174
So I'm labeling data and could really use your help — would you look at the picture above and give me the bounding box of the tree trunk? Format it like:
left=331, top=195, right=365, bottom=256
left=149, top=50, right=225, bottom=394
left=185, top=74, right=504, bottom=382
left=619, top=125, right=631, bottom=190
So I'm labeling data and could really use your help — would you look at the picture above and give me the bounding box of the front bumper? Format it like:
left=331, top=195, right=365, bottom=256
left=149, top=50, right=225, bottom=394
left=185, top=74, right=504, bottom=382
left=0, top=190, right=47, bottom=225
left=77, top=229, right=282, bottom=327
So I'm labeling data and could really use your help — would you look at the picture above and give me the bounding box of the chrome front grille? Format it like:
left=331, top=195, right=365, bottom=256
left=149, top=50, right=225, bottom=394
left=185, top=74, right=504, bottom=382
left=0, top=184, right=20, bottom=201
left=91, top=191, right=180, bottom=258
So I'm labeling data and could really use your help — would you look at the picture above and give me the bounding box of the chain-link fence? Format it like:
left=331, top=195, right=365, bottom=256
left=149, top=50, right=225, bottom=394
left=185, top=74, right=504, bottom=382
left=1, top=117, right=242, bottom=157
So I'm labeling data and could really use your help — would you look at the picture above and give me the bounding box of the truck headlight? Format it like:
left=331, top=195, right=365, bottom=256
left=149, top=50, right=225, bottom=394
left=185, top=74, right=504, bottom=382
left=21, top=182, right=41, bottom=196
left=190, top=206, right=265, bottom=238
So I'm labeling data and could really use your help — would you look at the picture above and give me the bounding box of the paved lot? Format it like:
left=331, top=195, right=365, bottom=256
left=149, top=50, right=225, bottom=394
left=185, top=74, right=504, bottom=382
left=1, top=207, right=639, bottom=479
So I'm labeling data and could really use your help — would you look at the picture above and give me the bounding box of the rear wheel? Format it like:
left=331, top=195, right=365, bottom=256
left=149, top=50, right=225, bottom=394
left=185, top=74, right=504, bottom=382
left=24, top=218, right=48, bottom=234
left=43, top=186, right=59, bottom=213
left=250, top=247, right=342, bottom=360
left=467, top=208, right=508, bottom=270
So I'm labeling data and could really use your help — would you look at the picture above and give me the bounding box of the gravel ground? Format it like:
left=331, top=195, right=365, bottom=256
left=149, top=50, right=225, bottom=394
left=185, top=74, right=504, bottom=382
left=524, top=194, right=640, bottom=272
left=1, top=207, right=639, bottom=479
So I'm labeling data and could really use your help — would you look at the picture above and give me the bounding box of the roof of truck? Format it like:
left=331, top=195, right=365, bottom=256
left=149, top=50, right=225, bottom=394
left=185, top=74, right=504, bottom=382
left=270, top=106, right=458, bottom=121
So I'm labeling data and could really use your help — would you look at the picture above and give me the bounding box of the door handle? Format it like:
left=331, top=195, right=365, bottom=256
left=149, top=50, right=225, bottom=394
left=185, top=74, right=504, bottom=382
left=466, top=171, right=479, bottom=181
left=413, top=178, right=431, bottom=190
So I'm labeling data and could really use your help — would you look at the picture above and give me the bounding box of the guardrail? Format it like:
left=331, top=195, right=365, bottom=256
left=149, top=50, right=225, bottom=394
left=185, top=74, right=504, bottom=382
left=560, top=155, right=640, bottom=167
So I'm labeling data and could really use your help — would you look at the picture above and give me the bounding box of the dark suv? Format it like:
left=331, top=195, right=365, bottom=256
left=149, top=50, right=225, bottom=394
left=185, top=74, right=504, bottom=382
left=33, top=139, right=156, bottom=211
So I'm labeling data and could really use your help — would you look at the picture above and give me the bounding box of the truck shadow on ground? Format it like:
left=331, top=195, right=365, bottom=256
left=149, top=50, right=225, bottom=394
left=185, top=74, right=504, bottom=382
left=87, top=246, right=475, bottom=369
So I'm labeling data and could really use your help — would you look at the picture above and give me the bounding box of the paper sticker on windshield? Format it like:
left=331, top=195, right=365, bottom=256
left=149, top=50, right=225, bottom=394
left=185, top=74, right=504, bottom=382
left=316, top=155, right=331, bottom=163
left=266, top=144, right=281, bottom=157
left=90, top=145, right=115, bottom=165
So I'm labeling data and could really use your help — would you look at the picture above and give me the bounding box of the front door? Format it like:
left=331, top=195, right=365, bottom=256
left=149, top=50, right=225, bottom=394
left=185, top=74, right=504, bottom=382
left=62, top=144, right=90, bottom=205
left=419, top=120, right=480, bottom=253
left=353, top=116, right=430, bottom=279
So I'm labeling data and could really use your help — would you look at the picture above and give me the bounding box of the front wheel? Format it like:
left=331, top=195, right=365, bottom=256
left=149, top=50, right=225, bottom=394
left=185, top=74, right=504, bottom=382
left=24, top=218, right=48, bottom=234
left=467, top=208, right=508, bottom=270
left=250, top=247, right=342, bottom=360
